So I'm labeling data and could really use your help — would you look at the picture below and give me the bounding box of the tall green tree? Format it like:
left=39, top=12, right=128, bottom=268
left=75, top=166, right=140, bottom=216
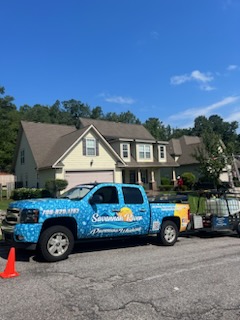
left=91, top=106, right=104, bottom=119
left=193, top=131, right=227, bottom=187
left=144, top=118, right=167, bottom=140
left=0, top=87, right=20, bottom=172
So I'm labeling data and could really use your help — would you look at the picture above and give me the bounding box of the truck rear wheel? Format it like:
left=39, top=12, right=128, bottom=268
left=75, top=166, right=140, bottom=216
left=159, top=221, right=178, bottom=246
left=38, top=225, right=74, bottom=262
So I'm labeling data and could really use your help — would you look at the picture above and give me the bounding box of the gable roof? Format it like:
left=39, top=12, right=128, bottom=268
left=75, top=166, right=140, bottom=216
left=17, top=121, right=125, bottom=169
left=168, top=135, right=203, bottom=165
left=79, top=117, right=156, bottom=141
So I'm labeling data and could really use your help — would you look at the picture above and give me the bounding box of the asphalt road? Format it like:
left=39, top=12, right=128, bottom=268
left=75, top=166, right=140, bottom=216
left=0, top=232, right=240, bottom=320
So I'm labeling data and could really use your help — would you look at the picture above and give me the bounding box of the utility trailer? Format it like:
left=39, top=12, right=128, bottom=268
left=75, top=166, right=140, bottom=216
left=187, top=190, right=240, bottom=235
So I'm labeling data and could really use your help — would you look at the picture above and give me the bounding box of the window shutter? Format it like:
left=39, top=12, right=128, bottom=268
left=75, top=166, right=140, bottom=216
left=96, top=139, right=99, bottom=156
left=83, top=138, right=86, bottom=155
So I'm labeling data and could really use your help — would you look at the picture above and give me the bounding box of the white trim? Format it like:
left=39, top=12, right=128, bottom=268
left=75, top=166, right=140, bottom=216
left=121, top=142, right=131, bottom=162
left=136, top=143, right=153, bottom=161
left=135, top=139, right=155, bottom=143
left=158, top=145, right=166, bottom=162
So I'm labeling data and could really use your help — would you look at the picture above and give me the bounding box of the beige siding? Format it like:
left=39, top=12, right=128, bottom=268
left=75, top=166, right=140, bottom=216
left=114, top=168, right=123, bottom=183
left=62, top=131, right=118, bottom=173
left=15, top=132, right=38, bottom=188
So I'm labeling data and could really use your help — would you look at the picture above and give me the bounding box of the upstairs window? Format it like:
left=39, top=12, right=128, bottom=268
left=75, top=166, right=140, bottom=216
left=159, top=145, right=166, bottom=161
left=121, top=143, right=130, bottom=160
left=139, top=144, right=151, bottom=159
left=83, top=138, right=99, bottom=156
left=20, top=149, right=25, bottom=165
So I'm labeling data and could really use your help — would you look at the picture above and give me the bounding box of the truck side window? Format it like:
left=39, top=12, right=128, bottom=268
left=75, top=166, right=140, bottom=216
left=122, top=187, right=144, bottom=204
left=94, top=186, right=119, bottom=204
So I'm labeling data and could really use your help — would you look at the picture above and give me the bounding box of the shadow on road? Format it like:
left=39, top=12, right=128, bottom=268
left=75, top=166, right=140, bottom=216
left=0, top=231, right=239, bottom=263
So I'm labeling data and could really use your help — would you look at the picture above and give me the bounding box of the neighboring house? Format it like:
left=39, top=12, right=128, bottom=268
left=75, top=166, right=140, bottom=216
left=163, top=135, right=232, bottom=184
left=165, top=136, right=203, bottom=181
left=0, top=172, right=16, bottom=187
left=14, top=119, right=177, bottom=191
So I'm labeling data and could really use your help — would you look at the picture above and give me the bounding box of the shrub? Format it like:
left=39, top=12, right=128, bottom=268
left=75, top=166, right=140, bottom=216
left=159, top=185, right=174, bottom=191
left=161, top=177, right=171, bottom=186
left=11, top=188, right=51, bottom=200
left=45, top=179, right=68, bottom=197
left=181, top=172, right=196, bottom=189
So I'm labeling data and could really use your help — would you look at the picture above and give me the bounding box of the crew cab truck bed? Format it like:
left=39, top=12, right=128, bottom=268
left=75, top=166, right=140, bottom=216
left=1, top=183, right=190, bottom=262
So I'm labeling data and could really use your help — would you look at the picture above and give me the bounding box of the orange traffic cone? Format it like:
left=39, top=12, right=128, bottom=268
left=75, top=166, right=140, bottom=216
left=0, top=247, right=20, bottom=279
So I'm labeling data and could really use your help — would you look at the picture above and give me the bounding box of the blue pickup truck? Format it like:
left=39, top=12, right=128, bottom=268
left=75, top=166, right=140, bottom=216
left=1, top=183, right=190, bottom=262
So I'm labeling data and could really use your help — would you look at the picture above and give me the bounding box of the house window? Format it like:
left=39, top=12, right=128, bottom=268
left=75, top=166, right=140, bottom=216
left=139, top=144, right=151, bottom=159
left=20, top=149, right=25, bottom=165
left=121, top=143, right=130, bottom=159
left=159, top=145, right=166, bottom=160
left=86, top=138, right=96, bottom=156
left=83, top=138, right=99, bottom=156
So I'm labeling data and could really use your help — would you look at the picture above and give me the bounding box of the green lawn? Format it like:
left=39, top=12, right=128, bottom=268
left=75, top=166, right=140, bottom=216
left=0, top=199, right=11, bottom=210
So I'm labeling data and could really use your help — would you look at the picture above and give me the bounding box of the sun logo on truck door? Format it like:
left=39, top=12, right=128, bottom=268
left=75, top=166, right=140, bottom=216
left=117, top=207, right=133, bottom=222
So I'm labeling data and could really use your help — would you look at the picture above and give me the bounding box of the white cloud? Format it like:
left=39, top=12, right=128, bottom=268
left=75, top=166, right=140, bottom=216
left=225, top=108, right=240, bottom=122
left=170, top=70, right=214, bottom=91
left=150, top=31, right=159, bottom=40
left=100, top=93, right=136, bottom=105
left=170, top=74, right=190, bottom=85
left=169, top=96, right=239, bottom=122
left=227, top=64, right=239, bottom=71
left=191, top=70, right=213, bottom=82
left=200, top=84, right=216, bottom=91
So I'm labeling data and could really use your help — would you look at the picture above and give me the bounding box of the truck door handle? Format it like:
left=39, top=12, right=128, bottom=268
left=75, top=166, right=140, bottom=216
left=139, top=209, right=146, bottom=212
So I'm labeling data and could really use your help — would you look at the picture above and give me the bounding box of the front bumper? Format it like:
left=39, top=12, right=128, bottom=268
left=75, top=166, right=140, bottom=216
left=1, top=220, right=37, bottom=250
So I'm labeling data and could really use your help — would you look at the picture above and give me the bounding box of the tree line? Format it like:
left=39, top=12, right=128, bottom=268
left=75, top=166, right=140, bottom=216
left=0, top=86, right=240, bottom=173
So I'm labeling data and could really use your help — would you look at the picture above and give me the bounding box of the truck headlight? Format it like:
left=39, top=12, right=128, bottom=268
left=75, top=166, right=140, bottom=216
left=20, top=209, right=39, bottom=223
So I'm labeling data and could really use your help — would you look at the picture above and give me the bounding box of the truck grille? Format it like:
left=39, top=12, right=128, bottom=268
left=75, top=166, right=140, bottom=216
left=5, top=208, right=21, bottom=226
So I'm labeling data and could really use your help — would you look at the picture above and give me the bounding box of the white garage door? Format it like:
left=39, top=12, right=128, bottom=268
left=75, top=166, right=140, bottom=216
left=65, top=171, right=114, bottom=190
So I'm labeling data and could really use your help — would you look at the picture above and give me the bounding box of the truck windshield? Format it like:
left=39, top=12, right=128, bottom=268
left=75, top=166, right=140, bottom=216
left=60, top=185, right=94, bottom=200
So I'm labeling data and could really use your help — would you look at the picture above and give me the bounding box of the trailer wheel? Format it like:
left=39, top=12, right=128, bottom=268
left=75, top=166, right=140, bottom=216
left=158, top=221, right=178, bottom=246
left=38, top=225, right=74, bottom=262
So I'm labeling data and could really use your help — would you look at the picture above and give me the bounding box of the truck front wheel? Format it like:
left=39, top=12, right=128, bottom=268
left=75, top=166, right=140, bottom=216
left=38, top=225, right=74, bottom=262
left=159, top=221, right=178, bottom=246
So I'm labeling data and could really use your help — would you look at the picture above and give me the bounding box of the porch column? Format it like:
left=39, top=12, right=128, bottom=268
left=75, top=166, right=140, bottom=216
left=137, top=169, right=142, bottom=185
left=150, top=169, right=157, bottom=191
left=172, top=169, right=177, bottom=186
left=150, top=170, right=155, bottom=182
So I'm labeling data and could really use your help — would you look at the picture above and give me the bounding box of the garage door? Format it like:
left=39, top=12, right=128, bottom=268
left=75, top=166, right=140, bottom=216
left=65, top=171, right=114, bottom=190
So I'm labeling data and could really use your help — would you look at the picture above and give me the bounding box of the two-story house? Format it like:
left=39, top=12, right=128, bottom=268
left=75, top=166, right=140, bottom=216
left=14, top=119, right=177, bottom=191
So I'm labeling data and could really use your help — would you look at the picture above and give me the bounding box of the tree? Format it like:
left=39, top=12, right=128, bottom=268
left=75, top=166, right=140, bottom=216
left=192, top=116, right=211, bottom=136
left=118, top=111, right=141, bottom=124
left=144, top=118, right=167, bottom=140
left=91, top=106, right=104, bottom=119
left=193, top=131, right=227, bottom=187
left=45, top=179, right=68, bottom=198
left=0, top=87, right=20, bottom=172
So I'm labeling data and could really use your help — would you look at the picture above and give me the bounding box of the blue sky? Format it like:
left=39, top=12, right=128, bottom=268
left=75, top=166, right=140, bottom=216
left=1, top=0, right=240, bottom=130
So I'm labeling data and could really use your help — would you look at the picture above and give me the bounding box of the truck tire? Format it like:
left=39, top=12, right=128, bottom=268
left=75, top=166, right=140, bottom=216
left=38, top=225, right=74, bottom=262
left=159, top=221, right=178, bottom=246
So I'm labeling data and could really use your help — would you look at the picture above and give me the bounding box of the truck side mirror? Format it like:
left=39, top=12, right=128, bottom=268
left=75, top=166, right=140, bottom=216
left=89, top=194, right=103, bottom=205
